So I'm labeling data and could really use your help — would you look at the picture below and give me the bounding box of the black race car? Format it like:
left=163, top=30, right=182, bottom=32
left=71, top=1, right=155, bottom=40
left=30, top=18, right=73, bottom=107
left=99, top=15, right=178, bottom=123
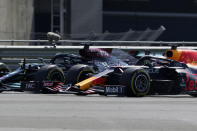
left=0, top=42, right=132, bottom=93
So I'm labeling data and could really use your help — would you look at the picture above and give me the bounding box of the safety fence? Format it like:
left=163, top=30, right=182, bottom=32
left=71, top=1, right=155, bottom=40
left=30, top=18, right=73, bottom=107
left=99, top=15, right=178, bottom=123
left=0, top=26, right=165, bottom=45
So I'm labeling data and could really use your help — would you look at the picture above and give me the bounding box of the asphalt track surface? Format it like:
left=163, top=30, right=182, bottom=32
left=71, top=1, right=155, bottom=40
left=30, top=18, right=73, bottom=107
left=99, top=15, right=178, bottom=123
left=0, top=93, right=197, bottom=131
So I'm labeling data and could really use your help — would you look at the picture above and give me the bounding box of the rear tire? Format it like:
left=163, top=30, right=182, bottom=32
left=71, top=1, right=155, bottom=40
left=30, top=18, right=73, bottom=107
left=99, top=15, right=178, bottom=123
left=0, top=63, right=10, bottom=76
left=65, top=64, right=95, bottom=85
left=120, top=67, right=150, bottom=97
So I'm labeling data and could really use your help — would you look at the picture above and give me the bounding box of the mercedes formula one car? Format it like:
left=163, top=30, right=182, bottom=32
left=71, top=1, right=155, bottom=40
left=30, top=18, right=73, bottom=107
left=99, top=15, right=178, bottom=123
left=0, top=42, right=132, bottom=93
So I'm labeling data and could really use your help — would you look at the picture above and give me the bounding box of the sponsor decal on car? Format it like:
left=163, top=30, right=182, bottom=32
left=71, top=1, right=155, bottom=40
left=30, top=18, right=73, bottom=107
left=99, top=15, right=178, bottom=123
left=104, top=85, right=125, bottom=96
left=185, top=73, right=197, bottom=91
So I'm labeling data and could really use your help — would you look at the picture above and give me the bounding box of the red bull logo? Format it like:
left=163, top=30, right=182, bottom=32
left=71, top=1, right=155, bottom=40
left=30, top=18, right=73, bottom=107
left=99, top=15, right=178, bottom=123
left=185, top=73, right=197, bottom=91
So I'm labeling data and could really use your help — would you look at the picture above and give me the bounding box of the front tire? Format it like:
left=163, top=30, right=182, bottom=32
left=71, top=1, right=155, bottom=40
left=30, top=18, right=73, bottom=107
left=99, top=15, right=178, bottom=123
left=65, top=64, right=95, bottom=85
left=34, top=65, right=65, bottom=83
left=34, top=65, right=65, bottom=93
left=120, top=68, right=150, bottom=97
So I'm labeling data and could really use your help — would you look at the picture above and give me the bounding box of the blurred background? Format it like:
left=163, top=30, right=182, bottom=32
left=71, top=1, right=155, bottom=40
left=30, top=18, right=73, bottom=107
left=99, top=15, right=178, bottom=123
left=1, top=0, right=197, bottom=42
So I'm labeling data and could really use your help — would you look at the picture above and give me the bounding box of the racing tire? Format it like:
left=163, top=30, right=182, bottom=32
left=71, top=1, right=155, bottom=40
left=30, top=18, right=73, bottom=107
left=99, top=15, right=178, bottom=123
left=0, top=63, right=10, bottom=76
left=65, top=64, right=95, bottom=85
left=0, top=63, right=10, bottom=93
left=34, top=65, right=65, bottom=82
left=120, top=67, right=150, bottom=97
left=34, top=65, right=65, bottom=93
